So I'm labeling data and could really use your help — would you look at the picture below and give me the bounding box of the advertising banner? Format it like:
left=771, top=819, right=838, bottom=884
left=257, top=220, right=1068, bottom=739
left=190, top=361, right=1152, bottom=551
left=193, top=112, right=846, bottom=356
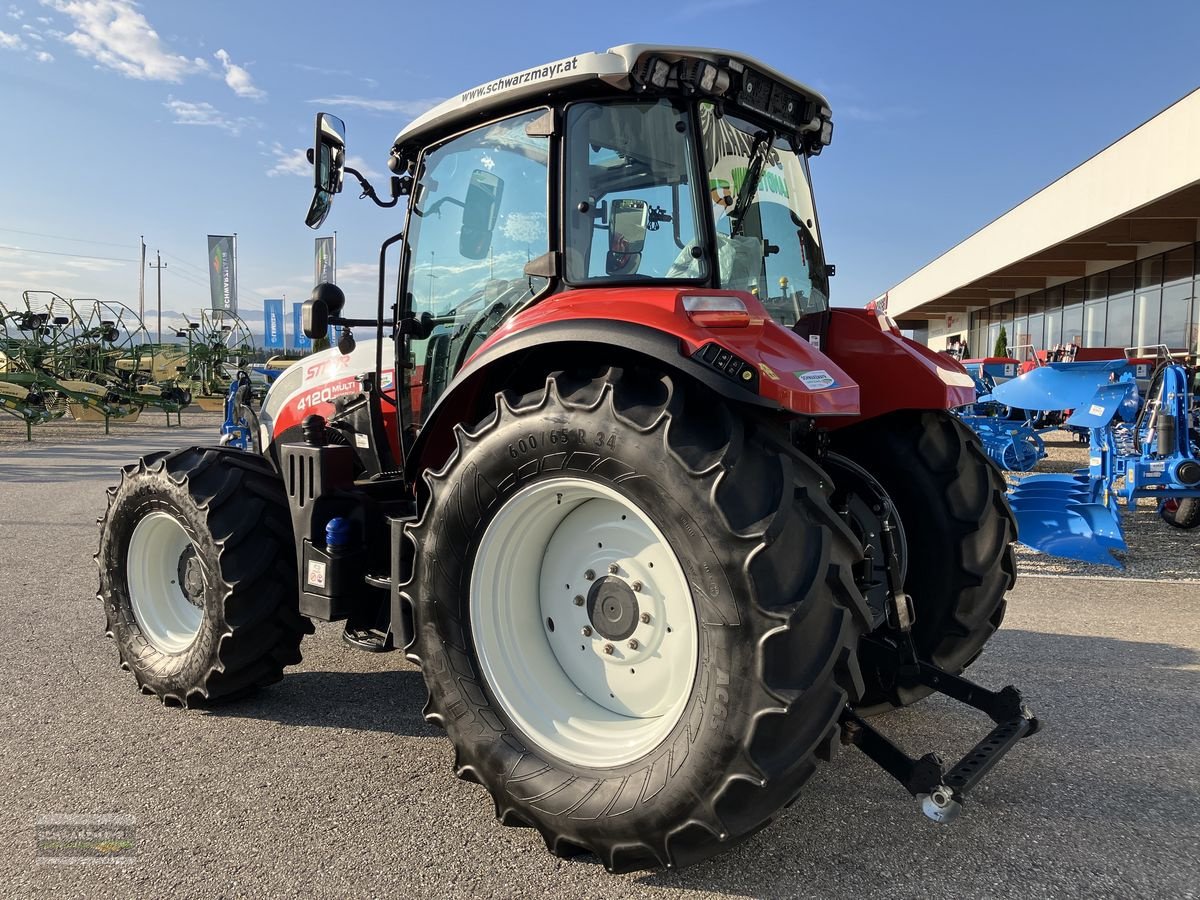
left=263, top=299, right=285, bottom=349
left=293, top=302, right=312, bottom=351
left=314, top=236, right=335, bottom=286
left=207, top=234, right=237, bottom=314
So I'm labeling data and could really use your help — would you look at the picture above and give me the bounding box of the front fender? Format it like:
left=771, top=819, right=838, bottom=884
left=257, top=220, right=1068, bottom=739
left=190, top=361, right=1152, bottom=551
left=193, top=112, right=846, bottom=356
left=822, top=308, right=977, bottom=428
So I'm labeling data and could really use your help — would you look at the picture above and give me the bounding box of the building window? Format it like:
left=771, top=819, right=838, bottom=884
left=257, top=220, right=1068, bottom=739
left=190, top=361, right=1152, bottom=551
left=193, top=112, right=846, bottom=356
left=1161, top=245, right=1195, bottom=350
left=1083, top=301, right=1106, bottom=347
left=1134, top=255, right=1163, bottom=351
left=1062, top=279, right=1085, bottom=347
left=1043, top=286, right=1063, bottom=347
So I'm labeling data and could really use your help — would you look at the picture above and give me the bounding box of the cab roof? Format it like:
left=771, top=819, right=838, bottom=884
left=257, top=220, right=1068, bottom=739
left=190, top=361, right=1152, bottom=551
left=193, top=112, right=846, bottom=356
left=390, top=44, right=833, bottom=163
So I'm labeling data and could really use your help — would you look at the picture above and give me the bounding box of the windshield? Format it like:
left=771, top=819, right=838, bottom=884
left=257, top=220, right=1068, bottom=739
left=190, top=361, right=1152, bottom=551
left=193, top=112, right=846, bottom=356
left=564, top=99, right=707, bottom=283
left=698, top=102, right=829, bottom=325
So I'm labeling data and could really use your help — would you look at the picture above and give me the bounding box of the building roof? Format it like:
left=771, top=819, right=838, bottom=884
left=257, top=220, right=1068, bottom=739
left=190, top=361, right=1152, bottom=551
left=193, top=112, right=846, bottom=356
left=884, top=87, right=1200, bottom=326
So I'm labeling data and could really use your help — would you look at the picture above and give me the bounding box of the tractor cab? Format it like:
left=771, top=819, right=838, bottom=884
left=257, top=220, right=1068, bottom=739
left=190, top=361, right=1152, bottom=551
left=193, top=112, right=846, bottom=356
left=300, top=46, right=838, bottom=442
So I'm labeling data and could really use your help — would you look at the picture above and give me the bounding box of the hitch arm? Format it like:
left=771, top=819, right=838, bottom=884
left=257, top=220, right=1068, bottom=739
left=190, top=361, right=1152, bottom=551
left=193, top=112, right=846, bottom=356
left=841, top=646, right=1039, bottom=822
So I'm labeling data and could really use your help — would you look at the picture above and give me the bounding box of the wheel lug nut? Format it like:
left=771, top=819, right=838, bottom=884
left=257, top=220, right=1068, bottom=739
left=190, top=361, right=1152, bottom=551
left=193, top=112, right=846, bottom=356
left=573, top=595, right=585, bottom=606
left=581, top=626, right=592, bottom=637
left=608, top=563, right=620, bottom=575
left=628, top=639, right=639, bottom=650
left=583, top=569, right=595, bottom=581
left=603, top=643, right=615, bottom=655
left=640, top=612, right=651, bottom=624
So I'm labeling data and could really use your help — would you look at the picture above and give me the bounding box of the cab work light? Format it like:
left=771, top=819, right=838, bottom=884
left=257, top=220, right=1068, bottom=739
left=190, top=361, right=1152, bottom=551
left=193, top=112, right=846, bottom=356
left=682, top=295, right=750, bottom=328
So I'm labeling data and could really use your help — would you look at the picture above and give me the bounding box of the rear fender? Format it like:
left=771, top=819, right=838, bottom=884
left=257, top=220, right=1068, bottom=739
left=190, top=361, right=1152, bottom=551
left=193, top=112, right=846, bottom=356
left=407, top=288, right=860, bottom=475
left=822, top=308, right=976, bottom=429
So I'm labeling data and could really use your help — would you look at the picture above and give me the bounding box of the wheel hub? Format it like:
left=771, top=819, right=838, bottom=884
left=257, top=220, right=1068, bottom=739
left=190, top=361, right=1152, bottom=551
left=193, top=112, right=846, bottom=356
left=587, top=576, right=639, bottom=641
left=177, top=547, right=205, bottom=607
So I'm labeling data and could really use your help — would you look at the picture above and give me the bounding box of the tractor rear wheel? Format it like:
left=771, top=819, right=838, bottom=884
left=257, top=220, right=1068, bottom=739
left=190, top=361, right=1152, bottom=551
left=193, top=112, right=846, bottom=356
left=404, top=367, right=868, bottom=872
left=830, top=410, right=1015, bottom=713
left=97, top=447, right=312, bottom=705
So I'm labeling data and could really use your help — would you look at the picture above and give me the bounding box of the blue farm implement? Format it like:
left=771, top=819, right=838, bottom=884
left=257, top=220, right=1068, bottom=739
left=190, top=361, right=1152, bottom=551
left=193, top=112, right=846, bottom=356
left=954, top=366, right=1047, bottom=472
left=958, top=414, right=1046, bottom=472
left=992, top=356, right=1199, bottom=567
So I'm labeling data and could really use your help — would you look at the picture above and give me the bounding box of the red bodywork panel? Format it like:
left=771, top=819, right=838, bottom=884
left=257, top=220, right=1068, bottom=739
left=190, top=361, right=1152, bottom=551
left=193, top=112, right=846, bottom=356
left=819, top=308, right=977, bottom=429
left=471, top=287, right=861, bottom=416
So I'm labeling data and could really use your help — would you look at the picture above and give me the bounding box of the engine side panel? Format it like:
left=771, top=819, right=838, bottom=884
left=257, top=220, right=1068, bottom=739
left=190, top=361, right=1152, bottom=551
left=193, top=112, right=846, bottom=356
left=260, top=339, right=399, bottom=455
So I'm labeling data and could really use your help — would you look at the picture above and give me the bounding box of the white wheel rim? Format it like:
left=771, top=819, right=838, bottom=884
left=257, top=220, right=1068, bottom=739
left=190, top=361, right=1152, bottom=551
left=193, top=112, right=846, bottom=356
left=470, top=477, right=699, bottom=768
left=127, top=511, right=205, bottom=654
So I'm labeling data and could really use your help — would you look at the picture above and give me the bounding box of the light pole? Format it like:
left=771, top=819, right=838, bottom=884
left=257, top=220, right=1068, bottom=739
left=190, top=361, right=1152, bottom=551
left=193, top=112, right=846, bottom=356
left=148, top=251, right=167, bottom=343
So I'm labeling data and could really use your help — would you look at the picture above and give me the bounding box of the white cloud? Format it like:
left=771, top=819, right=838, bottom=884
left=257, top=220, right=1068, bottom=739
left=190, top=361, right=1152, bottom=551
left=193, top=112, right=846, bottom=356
left=266, top=142, right=308, bottom=178
left=308, top=94, right=442, bottom=116
left=7, top=4, right=23, bottom=19
left=345, top=155, right=379, bottom=179
left=42, top=0, right=206, bottom=81
left=334, top=262, right=377, bottom=282
left=265, top=142, right=379, bottom=180
left=164, top=97, right=255, bottom=135
left=0, top=29, right=24, bottom=48
left=214, top=47, right=265, bottom=100
left=34, top=48, right=51, bottom=61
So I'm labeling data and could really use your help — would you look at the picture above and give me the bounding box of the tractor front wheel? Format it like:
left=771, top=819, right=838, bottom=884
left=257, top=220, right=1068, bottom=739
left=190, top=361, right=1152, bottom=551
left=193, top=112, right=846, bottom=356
left=97, top=447, right=312, bottom=705
left=404, top=367, right=868, bottom=872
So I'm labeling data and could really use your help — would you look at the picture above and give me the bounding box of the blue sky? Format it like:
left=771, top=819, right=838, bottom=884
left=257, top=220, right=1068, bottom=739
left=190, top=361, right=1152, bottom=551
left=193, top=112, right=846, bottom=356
left=2, top=0, right=1198, bottom=338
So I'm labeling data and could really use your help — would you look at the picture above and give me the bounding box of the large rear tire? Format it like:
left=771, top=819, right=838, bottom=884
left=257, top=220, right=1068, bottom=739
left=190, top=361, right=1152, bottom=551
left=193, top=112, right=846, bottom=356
left=97, top=447, right=312, bottom=705
left=404, top=367, right=868, bottom=872
left=830, top=410, right=1015, bottom=712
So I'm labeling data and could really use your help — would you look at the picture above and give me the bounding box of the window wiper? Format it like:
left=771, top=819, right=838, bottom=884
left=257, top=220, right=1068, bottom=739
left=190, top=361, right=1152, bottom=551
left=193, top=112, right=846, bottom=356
left=729, top=129, right=774, bottom=238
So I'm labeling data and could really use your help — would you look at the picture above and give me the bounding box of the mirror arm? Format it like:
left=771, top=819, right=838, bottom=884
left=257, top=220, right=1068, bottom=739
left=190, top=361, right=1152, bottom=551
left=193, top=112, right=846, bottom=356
left=344, top=166, right=409, bottom=209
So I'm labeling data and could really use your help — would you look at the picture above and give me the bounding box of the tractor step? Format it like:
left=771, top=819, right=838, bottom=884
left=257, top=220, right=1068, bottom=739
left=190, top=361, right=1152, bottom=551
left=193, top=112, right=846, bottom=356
left=342, top=626, right=393, bottom=652
left=841, top=658, right=1039, bottom=823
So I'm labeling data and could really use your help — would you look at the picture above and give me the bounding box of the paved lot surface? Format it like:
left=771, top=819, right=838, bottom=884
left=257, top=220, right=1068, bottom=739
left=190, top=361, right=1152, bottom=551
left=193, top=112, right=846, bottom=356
left=2, top=416, right=1198, bottom=899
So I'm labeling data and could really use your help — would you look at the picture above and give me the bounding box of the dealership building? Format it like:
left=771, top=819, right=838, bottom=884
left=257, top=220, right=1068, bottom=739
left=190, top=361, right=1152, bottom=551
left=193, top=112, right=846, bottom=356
left=883, top=87, right=1200, bottom=359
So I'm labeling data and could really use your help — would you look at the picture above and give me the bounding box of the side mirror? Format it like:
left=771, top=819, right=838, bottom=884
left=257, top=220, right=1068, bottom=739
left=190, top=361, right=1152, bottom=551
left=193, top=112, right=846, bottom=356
left=305, top=112, right=346, bottom=230
left=459, top=169, right=504, bottom=260
left=606, top=198, right=649, bottom=275
left=303, top=282, right=345, bottom=339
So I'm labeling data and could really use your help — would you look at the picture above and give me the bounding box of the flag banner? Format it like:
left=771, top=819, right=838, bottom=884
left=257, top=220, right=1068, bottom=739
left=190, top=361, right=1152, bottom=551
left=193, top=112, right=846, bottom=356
left=263, top=299, right=285, bottom=349
left=315, top=236, right=335, bottom=286
left=207, top=235, right=237, bottom=313
left=293, top=302, right=312, bottom=351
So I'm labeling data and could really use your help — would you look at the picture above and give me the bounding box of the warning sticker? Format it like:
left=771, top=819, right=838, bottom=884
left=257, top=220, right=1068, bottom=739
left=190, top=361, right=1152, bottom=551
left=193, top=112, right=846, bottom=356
left=1088, top=404, right=1105, bottom=416
left=307, top=560, right=327, bottom=588
left=354, top=433, right=370, bottom=448
left=795, top=369, right=836, bottom=391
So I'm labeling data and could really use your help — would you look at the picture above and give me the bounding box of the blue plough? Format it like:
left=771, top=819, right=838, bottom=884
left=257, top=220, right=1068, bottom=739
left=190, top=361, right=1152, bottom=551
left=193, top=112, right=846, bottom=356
left=991, top=355, right=1200, bottom=567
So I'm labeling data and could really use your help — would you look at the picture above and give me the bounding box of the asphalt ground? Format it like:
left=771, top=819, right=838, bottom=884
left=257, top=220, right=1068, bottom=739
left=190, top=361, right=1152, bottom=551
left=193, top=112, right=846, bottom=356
left=1, top=413, right=1198, bottom=899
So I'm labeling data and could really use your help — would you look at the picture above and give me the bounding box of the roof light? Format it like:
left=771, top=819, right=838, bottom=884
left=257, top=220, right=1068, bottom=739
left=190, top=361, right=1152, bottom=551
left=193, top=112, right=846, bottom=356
left=682, top=295, right=750, bottom=328
left=649, top=57, right=671, bottom=88
left=679, top=59, right=731, bottom=96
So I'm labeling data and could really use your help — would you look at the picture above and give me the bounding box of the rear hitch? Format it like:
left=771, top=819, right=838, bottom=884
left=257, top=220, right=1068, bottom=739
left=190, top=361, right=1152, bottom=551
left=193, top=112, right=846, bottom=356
left=841, top=652, right=1039, bottom=823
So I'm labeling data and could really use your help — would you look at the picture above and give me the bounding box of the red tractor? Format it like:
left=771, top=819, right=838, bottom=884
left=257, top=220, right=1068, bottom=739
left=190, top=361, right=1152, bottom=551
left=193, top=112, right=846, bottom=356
left=97, top=45, right=1036, bottom=871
